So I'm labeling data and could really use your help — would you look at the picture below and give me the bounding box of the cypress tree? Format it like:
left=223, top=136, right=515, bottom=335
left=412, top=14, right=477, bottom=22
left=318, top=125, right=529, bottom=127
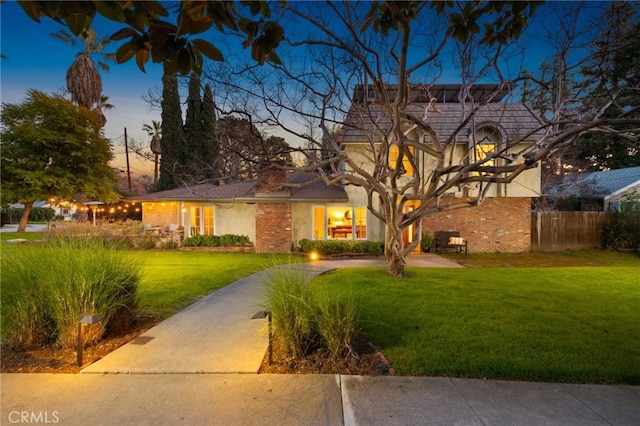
left=155, top=73, right=184, bottom=191
left=184, top=73, right=205, bottom=182
left=202, top=84, right=219, bottom=180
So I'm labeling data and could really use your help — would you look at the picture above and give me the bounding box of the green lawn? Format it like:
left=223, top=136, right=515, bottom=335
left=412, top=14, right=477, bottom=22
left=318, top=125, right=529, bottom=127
left=0, top=231, right=45, bottom=244
left=2, top=232, right=637, bottom=383
left=0, top=232, right=299, bottom=318
left=312, top=256, right=640, bottom=384
left=137, top=252, right=298, bottom=317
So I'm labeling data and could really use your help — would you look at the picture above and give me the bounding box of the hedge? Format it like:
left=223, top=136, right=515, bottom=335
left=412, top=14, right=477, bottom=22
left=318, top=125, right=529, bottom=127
left=182, top=234, right=252, bottom=247
left=296, top=239, right=383, bottom=255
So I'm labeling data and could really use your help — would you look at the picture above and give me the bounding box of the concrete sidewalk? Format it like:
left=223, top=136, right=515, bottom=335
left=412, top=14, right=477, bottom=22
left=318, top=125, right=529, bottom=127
left=2, top=374, right=638, bottom=425
left=2, top=256, right=638, bottom=425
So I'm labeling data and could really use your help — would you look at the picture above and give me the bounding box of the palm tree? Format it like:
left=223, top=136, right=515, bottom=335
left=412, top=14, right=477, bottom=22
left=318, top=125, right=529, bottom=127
left=94, top=95, right=115, bottom=128
left=52, top=27, right=114, bottom=126
left=143, top=120, right=162, bottom=183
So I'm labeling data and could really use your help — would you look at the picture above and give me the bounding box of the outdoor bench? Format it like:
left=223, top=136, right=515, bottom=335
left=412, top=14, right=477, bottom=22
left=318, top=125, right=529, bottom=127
left=434, top=231, right=468, bottom=254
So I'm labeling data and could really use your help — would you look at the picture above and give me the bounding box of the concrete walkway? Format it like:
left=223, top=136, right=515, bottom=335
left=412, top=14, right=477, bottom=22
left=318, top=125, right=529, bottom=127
left=2, top=256, right=638, bottom=425
left=81, top=255, right=460, bottom=375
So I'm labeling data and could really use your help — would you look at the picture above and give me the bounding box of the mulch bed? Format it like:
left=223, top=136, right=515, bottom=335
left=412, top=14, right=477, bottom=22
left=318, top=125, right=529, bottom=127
left=2, top=317, right=394, bottom=376
left=1, top=316, right=161, bottom=374
left=259, top=334, right=395, bottom=376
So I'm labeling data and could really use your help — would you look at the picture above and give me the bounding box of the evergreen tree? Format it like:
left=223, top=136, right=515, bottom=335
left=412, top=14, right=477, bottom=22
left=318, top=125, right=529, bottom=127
left=184, top=73, right=205, bottom=182
left=155, top=74, right=184, bottom=191
left=202, top=84, right=219, bottom=181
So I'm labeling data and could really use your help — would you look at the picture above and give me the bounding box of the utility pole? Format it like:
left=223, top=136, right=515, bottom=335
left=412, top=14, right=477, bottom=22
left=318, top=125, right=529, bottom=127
left=124, top=127, right=132, bottom=191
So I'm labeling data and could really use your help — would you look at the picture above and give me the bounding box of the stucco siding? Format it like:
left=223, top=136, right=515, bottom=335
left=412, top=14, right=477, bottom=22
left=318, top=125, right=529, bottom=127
left=291, top=203, right=314, bottom=243
left=343, top=141, right=540, bottom=198
left=215, top=203, right=256, bottom=242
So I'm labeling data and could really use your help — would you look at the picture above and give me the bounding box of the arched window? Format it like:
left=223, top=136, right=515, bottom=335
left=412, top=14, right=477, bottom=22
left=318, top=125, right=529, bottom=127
left=471, top=124, right=505, bottom=175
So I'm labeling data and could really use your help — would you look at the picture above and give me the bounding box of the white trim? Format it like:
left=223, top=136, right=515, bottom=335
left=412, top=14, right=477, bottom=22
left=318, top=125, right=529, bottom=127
left=604, top=180, right=640, bottom=201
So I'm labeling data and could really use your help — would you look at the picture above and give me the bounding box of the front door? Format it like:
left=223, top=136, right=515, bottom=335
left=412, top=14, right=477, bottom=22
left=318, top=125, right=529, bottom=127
left=402, top=203, right=422, bottom=253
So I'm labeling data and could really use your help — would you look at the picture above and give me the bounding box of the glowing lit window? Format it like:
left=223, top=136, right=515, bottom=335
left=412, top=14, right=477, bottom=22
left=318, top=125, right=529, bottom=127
left=313, top=206, right=326, bottom=239
left=189, top=206, right=215, bottom=236
left=202, top=207, right=214, bottom=235
left=389, top=145, right=414, bottom=175
left=313, top=206, right=367, bottom=240
left=472, top=126, right=502, bottom=176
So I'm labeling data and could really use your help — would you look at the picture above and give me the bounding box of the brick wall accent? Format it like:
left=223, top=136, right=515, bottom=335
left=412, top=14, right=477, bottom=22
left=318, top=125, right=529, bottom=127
left=255, top=203, right=292, bottom=253
left=421, top=197, right=532, bottom=253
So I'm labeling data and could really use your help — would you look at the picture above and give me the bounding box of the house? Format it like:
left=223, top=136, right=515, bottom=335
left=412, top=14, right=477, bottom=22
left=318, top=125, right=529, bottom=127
left=548, top=166, right=640, bottom=211
left=8, top=200, right=77, bottom=221
left=131, top=84, right=544, bottom=253
left=338, top=84, right=544, bottom=253
left=129, top=169, right=367, bottom=253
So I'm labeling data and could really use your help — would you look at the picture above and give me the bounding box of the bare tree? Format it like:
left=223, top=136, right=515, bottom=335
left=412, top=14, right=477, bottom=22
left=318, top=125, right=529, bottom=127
left=524, top=2, right=640, bottom=210
left=203, top=2, right=638, bottom=276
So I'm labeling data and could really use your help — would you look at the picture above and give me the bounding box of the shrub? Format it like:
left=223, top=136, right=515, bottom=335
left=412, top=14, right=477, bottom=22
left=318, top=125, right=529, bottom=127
left=296, top=239, right=383, bottom=256
left=262, top=265, right=359, bottom=360
left=421, top=231, right=434, bottom=252
left=602, top=193, right=640, bottom=250
left=1, top=239, right=142, bottom=350
left=30, top=207, right=56, bottom=222
left=134, top=235, right=158, bottom=250
left=159, top=240, right=179, bottom=250
left=182, top=234, right=252, bottom=247
left=43, top=222, right=162, bottom=250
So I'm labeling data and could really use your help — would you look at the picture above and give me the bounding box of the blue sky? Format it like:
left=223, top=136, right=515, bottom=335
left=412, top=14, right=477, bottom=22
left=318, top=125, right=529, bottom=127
left=1, top=1, right=165, bottom=175
left=1, top=2, right=607, bottom=177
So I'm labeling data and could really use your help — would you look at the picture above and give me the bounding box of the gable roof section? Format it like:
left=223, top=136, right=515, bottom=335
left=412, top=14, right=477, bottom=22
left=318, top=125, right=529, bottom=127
left=129, top=172, right=348, bottom=203
left=339, top=102, right=545, bottom=145
left=550, top=166, right=640, bottom=199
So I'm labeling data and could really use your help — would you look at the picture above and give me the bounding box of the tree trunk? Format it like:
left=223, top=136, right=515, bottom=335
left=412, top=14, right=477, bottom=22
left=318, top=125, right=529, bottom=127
left=384, top=226, right=407, bottom=277
left=154, top=154, right=159, bottom=184
left=18, top=201, right=34, bottom=232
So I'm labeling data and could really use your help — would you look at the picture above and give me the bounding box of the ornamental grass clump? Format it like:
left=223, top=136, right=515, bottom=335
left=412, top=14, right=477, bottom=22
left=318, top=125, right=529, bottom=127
left=262, top=265, right=317, bottom=357
left=1, top=239, right=142, bottom=350
left=0, top=249, right=51, bottom=349
left=262, top=265, right=360, bottom=360
left=314, top=293, right=358, bottom=358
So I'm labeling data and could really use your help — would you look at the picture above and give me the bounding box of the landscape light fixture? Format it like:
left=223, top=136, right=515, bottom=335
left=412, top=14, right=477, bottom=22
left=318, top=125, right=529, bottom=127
left=309, top=251, right=319, bottom=261
left=77, top=314, right=102, bottom=367
left=251, top=310, right=272, bottom=365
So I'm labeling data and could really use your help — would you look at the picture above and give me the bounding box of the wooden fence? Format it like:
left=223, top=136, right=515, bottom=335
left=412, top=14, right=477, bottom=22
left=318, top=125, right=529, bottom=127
left=531, top=211, right=608, bottom=252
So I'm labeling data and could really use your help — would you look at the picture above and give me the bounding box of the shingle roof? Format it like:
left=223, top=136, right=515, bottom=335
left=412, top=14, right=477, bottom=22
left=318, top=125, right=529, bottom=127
left=550, top=166, right=640, bottom=199
left=129, top=172, right=348, bottom=202
left=339, top=102, right=545, bottom=144
left=353, top=83, right=513, bottom=104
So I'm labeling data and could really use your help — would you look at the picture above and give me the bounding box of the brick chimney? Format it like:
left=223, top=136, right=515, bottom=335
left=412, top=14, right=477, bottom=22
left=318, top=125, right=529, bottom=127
left=255, top=164, right=291, bottom=198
